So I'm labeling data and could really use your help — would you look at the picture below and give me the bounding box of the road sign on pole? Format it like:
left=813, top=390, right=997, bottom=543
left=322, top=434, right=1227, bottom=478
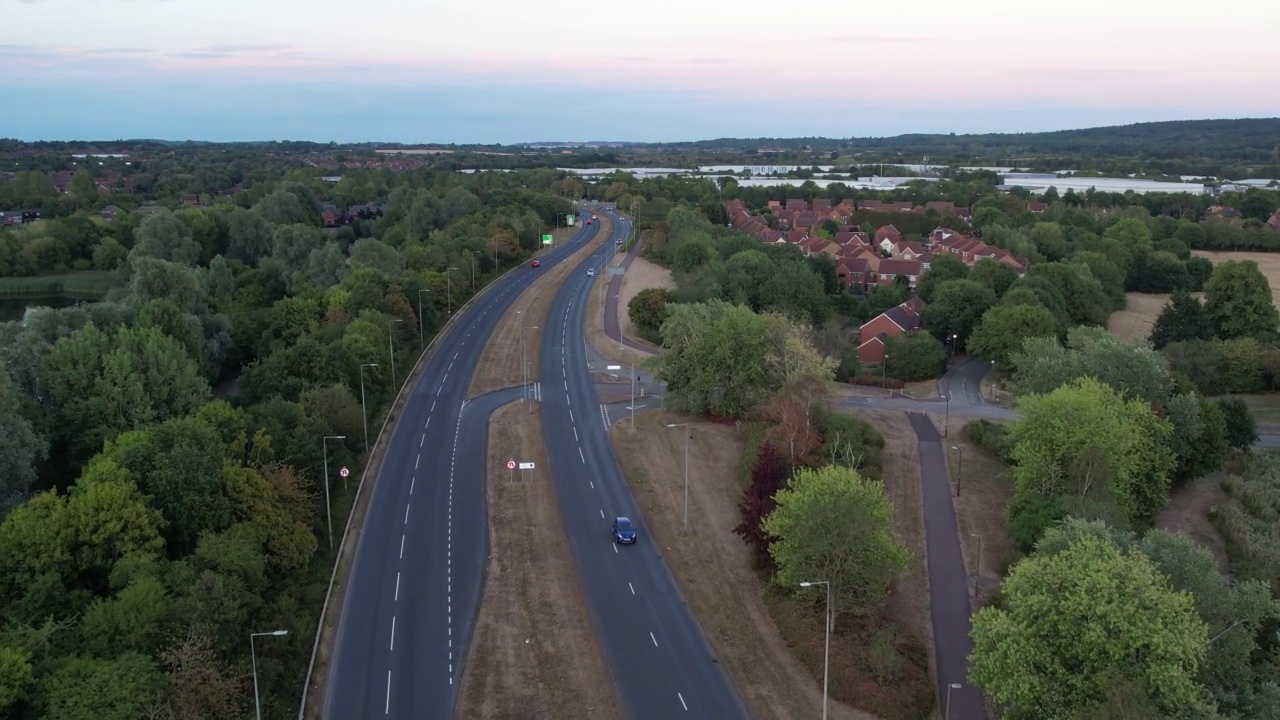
left=607, top=267, right=625, bottom=276
left=518, top=462, right=535, bottom=470
left=506, top=459, right=517, bottom=470
left=541, top=234, right=553, bottom=245
left=338, top=467, right=350, bottom=478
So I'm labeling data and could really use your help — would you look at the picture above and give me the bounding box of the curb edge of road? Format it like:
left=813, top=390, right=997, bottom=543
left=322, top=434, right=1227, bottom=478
left=298, top=213, right=594, bottom=718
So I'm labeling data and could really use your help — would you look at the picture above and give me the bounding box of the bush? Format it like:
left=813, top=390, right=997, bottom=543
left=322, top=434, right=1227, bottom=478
left=884, top=332, right=946, bottom=381
left=1007, top=489, right=1066, bottom=553
left=1210, top=455, right=1280, bottom=586
left=847, top=375, right=905, bottom=390
left=734, top=442, right=792, bottom=571
left=812, top=406, right=884, bottom=480
left=964, top=419, right=1013, bottom=462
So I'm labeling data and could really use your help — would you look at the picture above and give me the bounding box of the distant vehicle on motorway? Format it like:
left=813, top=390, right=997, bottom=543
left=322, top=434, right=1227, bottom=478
left=612, top=517, right=637, bottom=544
left=587, top=268, right=595, bottom=276
left=530, top=259, right=540, bottom=267
left=592, top=214, right=598, bottom=219
left=586, top=219, right=592, bottom=225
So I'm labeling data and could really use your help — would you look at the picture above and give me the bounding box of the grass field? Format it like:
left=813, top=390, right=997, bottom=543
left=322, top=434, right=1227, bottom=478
left=0, top=271, right=118, bottom=298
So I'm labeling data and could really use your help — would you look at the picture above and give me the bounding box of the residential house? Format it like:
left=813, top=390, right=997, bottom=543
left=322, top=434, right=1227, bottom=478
left=1027, top=201, right=1048, bottom=214
left=874, top=258, right=924, bottom=287
left=1206, top=205, right=1242, bottom=220
left=320, top=202, right=343, bottom=228
left=929, top=226, right=1029, bottom=274
left=856, top=297, right=926, bottom=363
left=99, top=205, right=122, bottom=221
left=875, top=224, right=903, bottom=252
left=182, top=194, right=203, bottom=207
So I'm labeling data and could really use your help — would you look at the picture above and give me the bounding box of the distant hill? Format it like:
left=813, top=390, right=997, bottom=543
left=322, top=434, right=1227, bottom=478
left=673, top=118, right=1280, bottom=164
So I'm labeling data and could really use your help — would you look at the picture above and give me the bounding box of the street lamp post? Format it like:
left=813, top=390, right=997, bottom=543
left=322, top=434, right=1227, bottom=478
left=944, top=391, right=951, bottom=438
left=945, top=682, right=962, bottom=720
left=522, top=321, right=538, bottom=403
left=630, top=362, right=636, bottom=431
left=417, top=289, right=429, bottom=351
left=251, top=629, right=289, bottom=720
left=359, top=363, right=378, bottom=453
left=882, top=353, right=889, bottom=394
left=387, top=318, right=403, bottom=388
left=447, top=266, right=458, bottom=315
left=972, top=532, right=983, bottom=583
left=322, top=435, right=346, bottom=548
left=951, top=444, right=963, bottom=497
left=471, top=251, right=479, bottom=291
left=666, top=423, right=690, bottom=531
left=799, top=580, right=831, bottom=720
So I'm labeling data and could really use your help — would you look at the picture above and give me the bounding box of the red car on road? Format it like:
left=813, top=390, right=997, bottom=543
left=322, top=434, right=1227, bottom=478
left=531, top=260, right=540, bottom=267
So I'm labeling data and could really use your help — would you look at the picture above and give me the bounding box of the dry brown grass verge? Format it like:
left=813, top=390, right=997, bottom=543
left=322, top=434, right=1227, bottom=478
left=468, top=222, right=608, bottom=398
left=612, top=410, right=908, bottom=720
left=585, top=248, right=656, bottom=369
left=455, top=402, right=623, bottom=720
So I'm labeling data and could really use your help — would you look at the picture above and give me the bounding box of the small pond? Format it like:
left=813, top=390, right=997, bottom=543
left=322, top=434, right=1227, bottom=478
left=0, top=296, right=89, bottom=323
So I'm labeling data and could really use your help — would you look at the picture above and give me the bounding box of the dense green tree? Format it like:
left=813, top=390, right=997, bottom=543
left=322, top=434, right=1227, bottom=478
left=1203, top=260, right=1279, bottom=339
left=1070, top=250, right=1126, bottom=310
left=128, top=211, right=201, bottom=267
left=43, top=652, right=166, bottom=720
left=968, top=258, right=1020, bottom=298
left=970, top=536, right=1211, bottom=720
left=1217, top=396, right=1259, bottom=451
left=653, top=301, right=833, bottom=417
left=764, top=465, right=909, bottom=627
left=628, top=287, right=677, bottom=339
left=1026, top=262, right=1111, bottom=327
left=1150, top=289, right=1214, bottom=349
left=921, top=279, right=997, bottom=351
left=883, top=332, right=946, bottom=381
left=967, top=303, right=1058, bottom=370
left=42, top=324, right=209, bottom=464
left=913, top=254, right=969, bottom=304
left=0, top=367, right=48, bottom=514
left=1009, top=326, right=1173, bottom=407
left=1007, top=377, right=1175, bottom=541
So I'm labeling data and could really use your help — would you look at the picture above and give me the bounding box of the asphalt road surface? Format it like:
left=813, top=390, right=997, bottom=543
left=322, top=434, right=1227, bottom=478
left=537, top=208, right=749, bottom=719
left=601, top=215, right=662, bottom=354
left=323, top=211, right=602, bottom=720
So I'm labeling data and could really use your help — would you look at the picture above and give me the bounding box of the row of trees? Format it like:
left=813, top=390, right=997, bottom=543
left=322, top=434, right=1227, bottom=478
left=0, top=166, right=577, bottom=717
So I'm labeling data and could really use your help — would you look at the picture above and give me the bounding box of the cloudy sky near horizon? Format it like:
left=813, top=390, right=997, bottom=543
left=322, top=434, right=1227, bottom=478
left=4, top=0, right=1279, bottom=144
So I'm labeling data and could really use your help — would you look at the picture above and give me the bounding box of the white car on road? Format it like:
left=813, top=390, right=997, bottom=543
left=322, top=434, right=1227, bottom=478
left=586, top=268, right=596, bottom=276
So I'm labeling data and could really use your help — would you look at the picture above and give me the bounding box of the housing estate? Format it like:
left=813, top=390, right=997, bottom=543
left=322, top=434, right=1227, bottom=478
left=721, top=198, right=1029, bottom=293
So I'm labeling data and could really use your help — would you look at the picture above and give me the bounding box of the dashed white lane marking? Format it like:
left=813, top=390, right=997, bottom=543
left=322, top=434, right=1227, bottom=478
left=650, top=632, right=658, bottom=646
left=399, top=534, right=405, bottom=559
left=385, top=671, right=391, bottom=714
left=404, top=504, right=410, bottom=524
left=395, top=572, right=401, bottom=601
left=445, top=405, right=465, bottom=685
left=613, top=543, right=618, bottom=554
left=419, top=435, right=425, bottom=448
left=589, top=481, right=594, bottom=489
left=390, top=615, right=396, bottom=651
left=573, top=427, right=578, bottom=442
left=409, top=476, right=415, bottom=495
left=599, top=509, right=605, bottom=518
left=425, top=417, right=431, bottom=429
left=568, top=408, right=573, bottom=422
left=678, top=692, right=688, bottom=711
left=629, top=583, right=635, bottom=595
left=415, top=454, right=420, bottom=470
left=431, top=400, right=437, bottom=412
left=579, top=447, right=586, bottom=463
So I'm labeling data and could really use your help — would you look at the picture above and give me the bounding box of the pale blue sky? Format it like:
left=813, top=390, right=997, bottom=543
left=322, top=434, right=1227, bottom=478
left=4, top=0, right=1279, bottom=143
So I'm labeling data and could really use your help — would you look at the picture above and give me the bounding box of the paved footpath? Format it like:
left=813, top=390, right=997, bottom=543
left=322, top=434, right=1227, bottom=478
left=907, top=412, right=987, bottom=720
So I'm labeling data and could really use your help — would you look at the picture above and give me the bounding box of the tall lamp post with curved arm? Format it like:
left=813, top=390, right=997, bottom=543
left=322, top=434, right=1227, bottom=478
left=799, top=580, right=831, bottom=720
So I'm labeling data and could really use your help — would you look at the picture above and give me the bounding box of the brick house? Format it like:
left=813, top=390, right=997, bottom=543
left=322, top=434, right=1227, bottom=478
left=1268, top=210, right=1280, bottom=230
left=874, top=224, right=903, bottom=251
left=874, top=258, right=924, bottom=287
left=856, top=297, right=926, bottom=363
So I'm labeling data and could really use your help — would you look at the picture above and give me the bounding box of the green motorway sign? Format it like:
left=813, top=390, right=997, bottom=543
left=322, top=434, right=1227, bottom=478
left=541, top=234, right=553, bottom=245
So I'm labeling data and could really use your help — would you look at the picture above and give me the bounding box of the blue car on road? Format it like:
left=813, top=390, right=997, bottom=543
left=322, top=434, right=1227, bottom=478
left=612, top=516, right=637, bottom=544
